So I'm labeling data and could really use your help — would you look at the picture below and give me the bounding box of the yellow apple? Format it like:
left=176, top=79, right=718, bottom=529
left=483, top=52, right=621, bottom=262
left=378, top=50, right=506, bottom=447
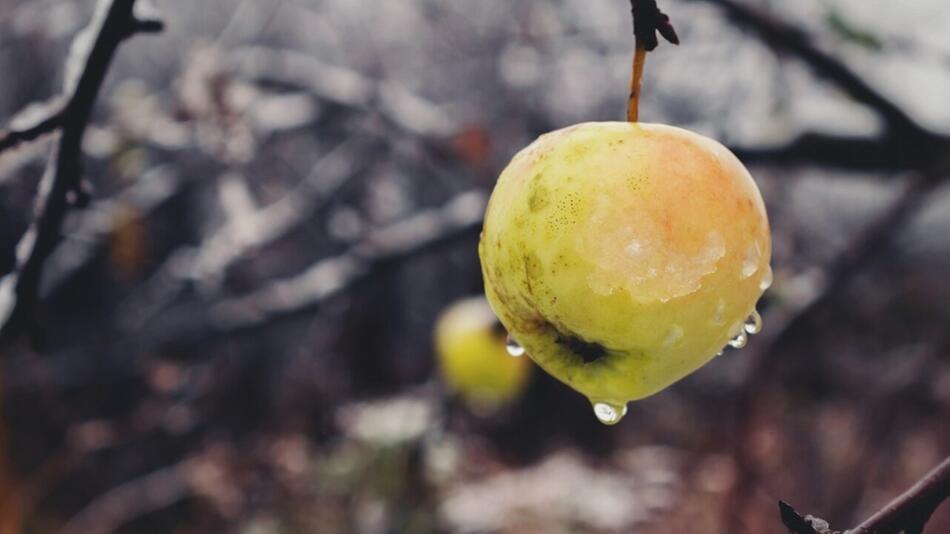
left=479, top=122, right=771, bottom=423
left=434, top=297, right=532, bottom=413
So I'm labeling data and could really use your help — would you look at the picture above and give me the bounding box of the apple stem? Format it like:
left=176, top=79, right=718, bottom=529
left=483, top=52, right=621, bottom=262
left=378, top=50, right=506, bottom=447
left=627, top=0, right=680, bottom=123
left=627, top=42, right=648, bottom=123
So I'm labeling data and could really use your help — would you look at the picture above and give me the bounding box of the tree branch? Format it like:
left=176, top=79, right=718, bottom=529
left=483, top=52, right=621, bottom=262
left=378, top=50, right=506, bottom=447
left=780, top=501, right=836, bottom=534
left=0, top=0, right=162, bottom=347
left=152, top=191, right=486, bottom=341
left=228, top=46, right=456, bottom=139
left=850, top=456, right=950, bottom=534
left=726, top=158, right=950, bottom=531
left=115, top=140, right=374, bottom=332
left=780, top=457, right=950, bottom=533
left=627, top=0, right=679, bottom=121
left=0, top=101, right=65, bottom=155
left=695, top=0, right=933, bottom=140
left=730, top=133, right=946, bottom=172
left=206, top=190, right=485, bottom=333
left=59, top=461, right=190, bottom=534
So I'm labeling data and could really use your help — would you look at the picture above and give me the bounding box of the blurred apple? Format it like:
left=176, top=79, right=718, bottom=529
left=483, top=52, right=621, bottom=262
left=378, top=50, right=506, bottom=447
left=434, top=296, right=531, bottom=414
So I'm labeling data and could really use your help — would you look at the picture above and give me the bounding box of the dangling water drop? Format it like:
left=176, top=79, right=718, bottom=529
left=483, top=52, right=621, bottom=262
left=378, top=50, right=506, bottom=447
left=592, top=402, right=628, bottom=425
left=728, top=330, right=748, bottom=349
left=505, top=335, right=525, bottom=357
left=744, top=309, right=763, bottom=335
left=759, top=265, right=774, bottom=291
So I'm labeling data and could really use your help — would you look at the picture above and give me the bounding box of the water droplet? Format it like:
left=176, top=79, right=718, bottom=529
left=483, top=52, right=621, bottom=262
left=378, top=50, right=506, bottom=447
left=592, top=402, right=628, bottom=425
left=728, top=330, right=748, bottom=349
left=759, top=266, right=774, bottom=291
left=744, top=310, right=762, bottom=335
left=505, top=336, right=525, bottom=357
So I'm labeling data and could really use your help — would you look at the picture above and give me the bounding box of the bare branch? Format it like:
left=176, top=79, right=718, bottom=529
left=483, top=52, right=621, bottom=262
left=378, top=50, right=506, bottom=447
left=184, top=140, right=371, bottom=291
left=722, top=161, right=950, bottom=531
left=850, top=456, right=950, bottom=534
left=228, top=46, right=457, bottom=139
left=763, top=164, right=946, bottom=357
left=154, top=190, right=486, bottom=340
left=780, top=501, right=837, bottom=534
left=59, top=462, right=190, bottom=534
left=115, top=140, right=373, bottom=331
left=695, top=0, right=932, bottom=140
left=0, top=101, right=65, bottom=155
left=0, top=0, right=162, bottom=346
left=207, top=190, right=485, bottom=333
left=778, top=457, right=950, bottom=533
left=42, top=165, right=186, bottom=296
left=730, top=133, right=946, bottom=172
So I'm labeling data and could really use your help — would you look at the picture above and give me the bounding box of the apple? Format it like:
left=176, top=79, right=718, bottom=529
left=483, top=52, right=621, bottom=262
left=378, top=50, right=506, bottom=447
left=434, top=297, right=532, bottom=414
left=479, top=122, right=771, bottom=423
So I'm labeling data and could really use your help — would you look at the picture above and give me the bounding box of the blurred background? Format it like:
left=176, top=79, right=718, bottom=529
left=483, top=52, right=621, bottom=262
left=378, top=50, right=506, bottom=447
left=0, top=0, right=949, bottom=532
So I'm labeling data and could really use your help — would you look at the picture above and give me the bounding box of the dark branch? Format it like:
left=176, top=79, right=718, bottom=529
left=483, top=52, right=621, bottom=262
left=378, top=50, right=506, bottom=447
left=228, top=46, right=456, bottom=139
left=779, top=501, right=837, bottom=534
left=114, top=141, right=373, bottom=332
left=730, top=132, right=948, bottom=172
left=150, top=191, right=486, bottom=342
left=696, top=0, right=930, bottom=139
left=59, top=461, right=189, bottom=534
left=766, top=161, right=947, bottom=359
left=0, top=0, right=162, bottom=347
left=851, top=456, right=950, bottom=534
left=0, top=102, right=65, bottom=154
left=205, top=191, right=484, bottom=334
left=630, top=0, right=679, bottom=51
left=778, top=457, right=950, bottom=533
left=729, top=159, right=950, bottom=532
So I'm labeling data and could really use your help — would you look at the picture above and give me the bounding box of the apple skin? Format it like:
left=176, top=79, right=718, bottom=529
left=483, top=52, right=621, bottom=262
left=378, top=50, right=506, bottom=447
left=434, top=297, right=532, bottom=412
left=479, top=122, right=771, bottom=407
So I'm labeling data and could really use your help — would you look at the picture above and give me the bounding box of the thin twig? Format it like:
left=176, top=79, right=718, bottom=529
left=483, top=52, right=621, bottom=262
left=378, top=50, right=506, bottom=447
left=152, top=190, right=486, bottom=341
left=685, top=3, right=950, bottom=529
left=114, top=139, right=374, bottom=332
left=780, top=501, right=835, bottom=534
left=850, top=457, right=950, bottom=534
left=205, top=190, right=485, bottom=333
left=0, top=0, right=162, bottom=347
left=730, top=132, right=950, bottom=172
left=228, top=46, right=457, bottom=139
left=42, top=164, right=187, bottom=296
left=780, top=456, right=950, bottom=533
left=627, top=0, right=678, bottom=122
left=59, top=461, right=190, bottom=534
left=695, top=0, right=933, bottom=140
left=726, top=164, right=948, bottom=532
left=0, top=103, right=65, bottom=155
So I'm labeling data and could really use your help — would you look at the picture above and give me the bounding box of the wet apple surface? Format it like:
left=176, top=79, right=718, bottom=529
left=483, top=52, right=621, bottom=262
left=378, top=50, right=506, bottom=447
left=479, top=121, right=771, bottom=422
